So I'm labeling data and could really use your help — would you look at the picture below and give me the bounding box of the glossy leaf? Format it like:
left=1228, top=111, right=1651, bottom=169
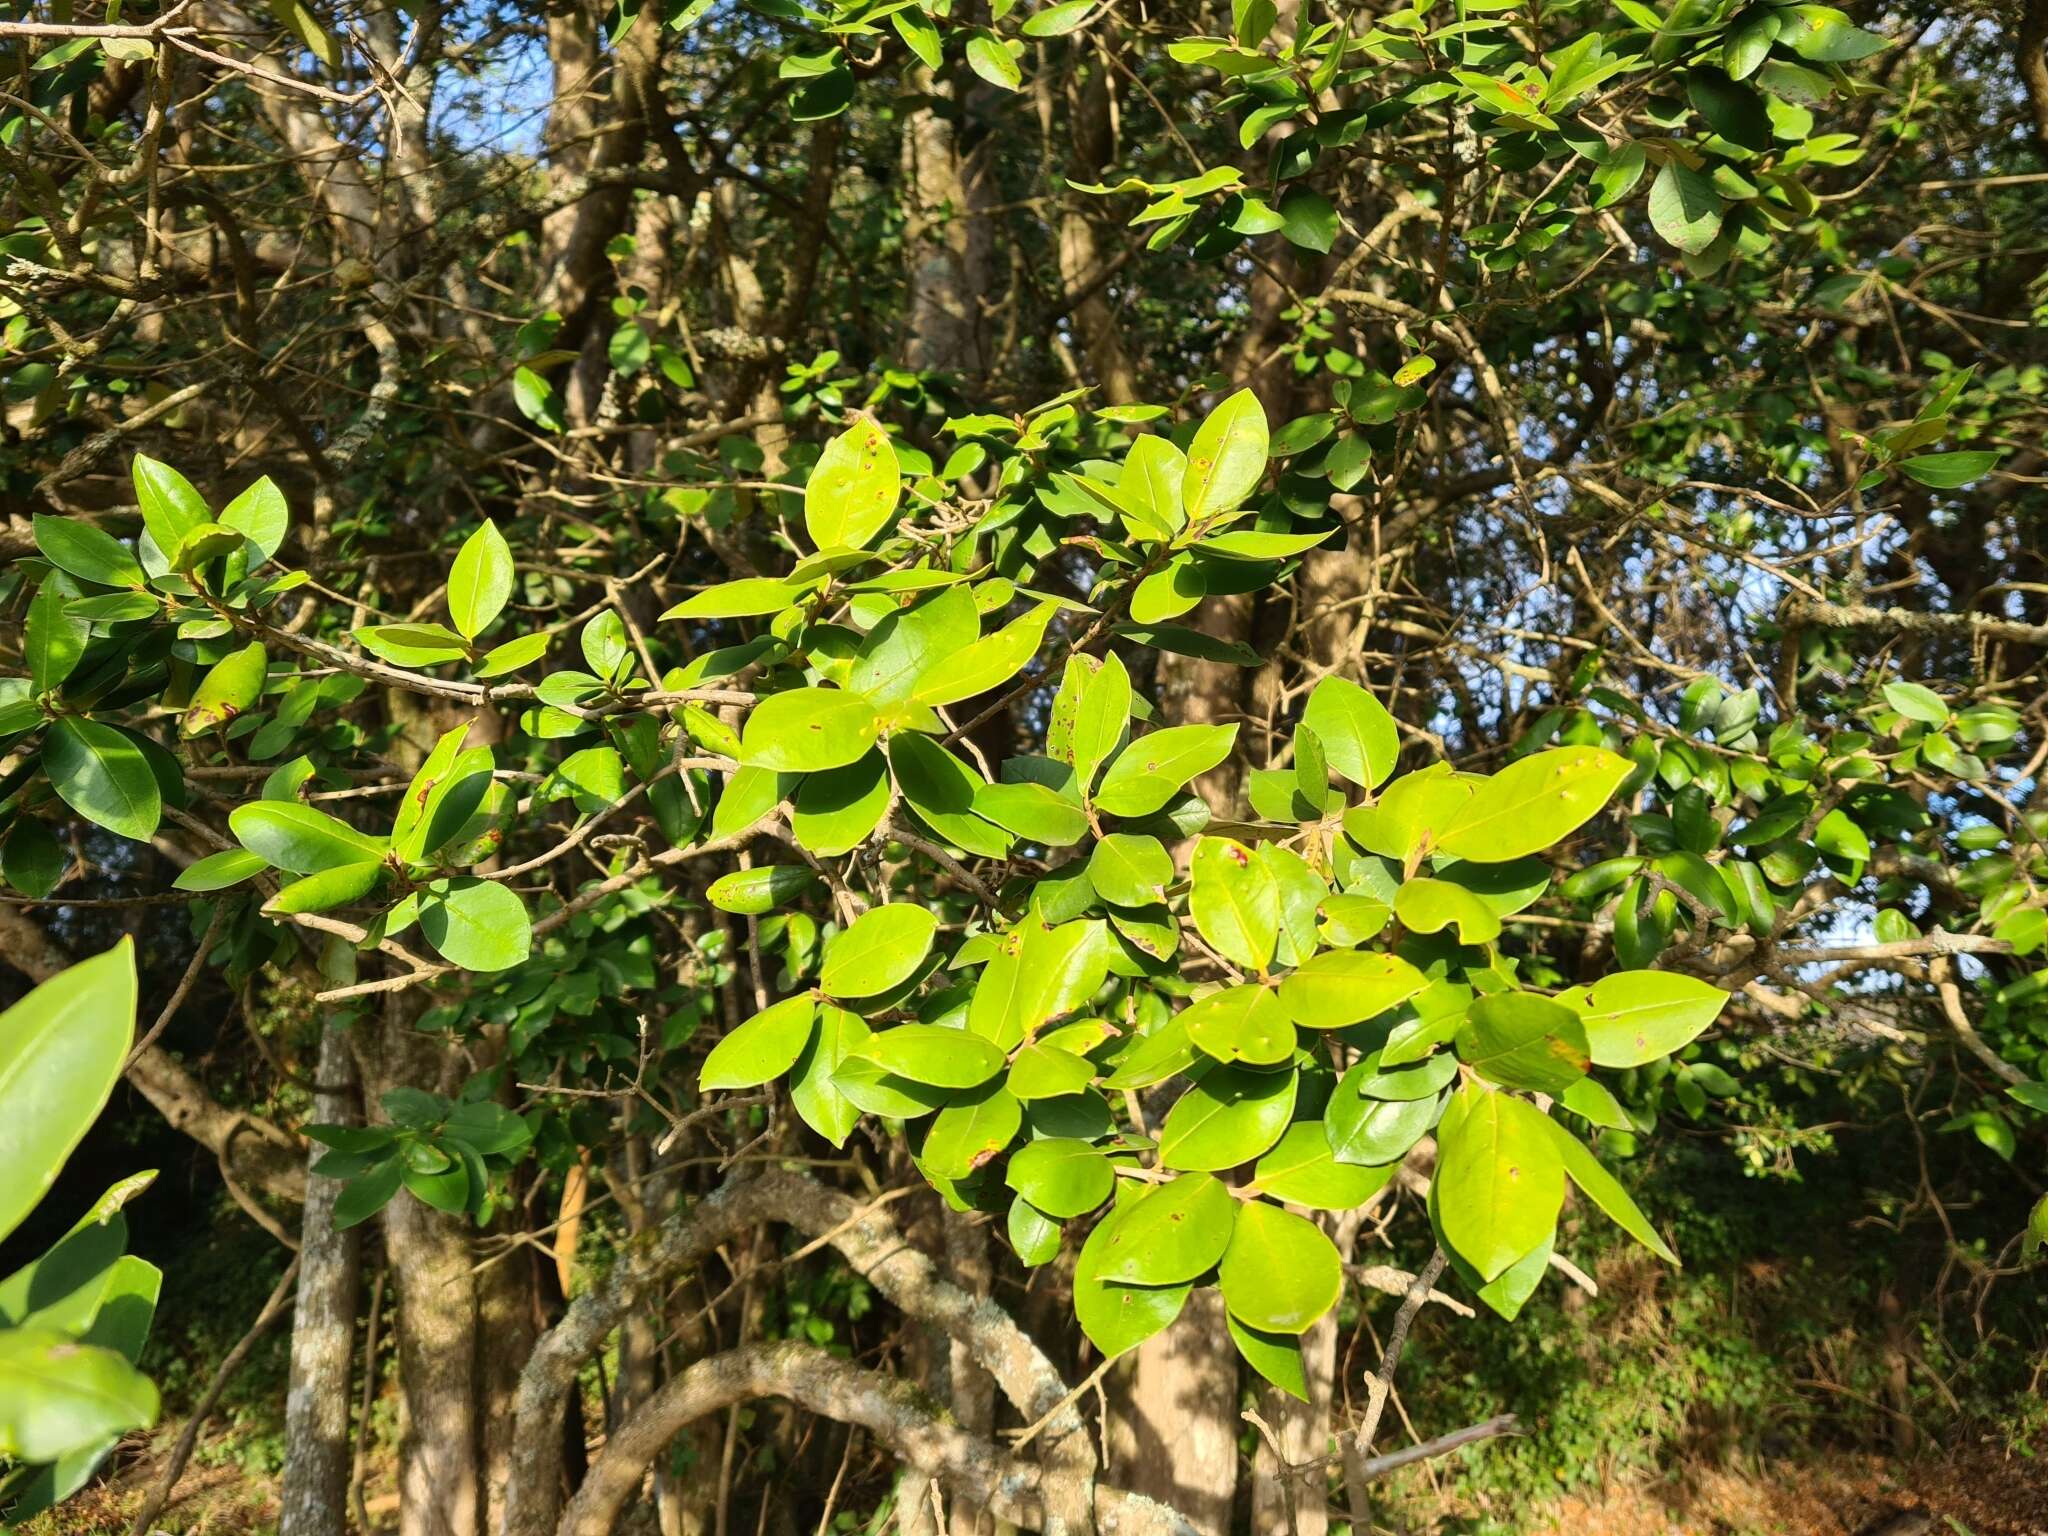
left=819, top=903, right=936, bottom=998
left=701, top=996, right=817, bottom=1091
left=1157, top=1063, right=1296, bottom=1171
left=0, top=941, right=136, bottom=1245
left=1218, top=1200, right=1342, bottom=1333
left=1434, top=1085, right=1566, bottom=1282
left=43, top=719, right=161, bottom=842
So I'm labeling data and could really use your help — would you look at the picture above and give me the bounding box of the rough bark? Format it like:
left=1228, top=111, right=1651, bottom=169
left=385, top=1187, right=484, bottom=1536
left=1044, top=57, right=1138, bottom=405
left=901, top=63, right=992, bottom=385
left=279, top=1014, right=363, bottom=1536
left=1108, top=1288, right=1240, bottom=1536
left=2020, top=0, right=2048, bottom=154
left=357, top=996, right=491, bottom=1536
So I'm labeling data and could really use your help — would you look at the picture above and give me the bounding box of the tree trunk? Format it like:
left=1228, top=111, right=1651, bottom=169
left=278, top=1003, right=363, bottom=1536
left=1109, top=1288, right=1240, bottom=1534
left=901, top=62, right=992, bottom=385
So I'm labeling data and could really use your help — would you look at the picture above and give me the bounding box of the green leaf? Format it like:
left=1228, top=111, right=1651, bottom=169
left=1074, top=1188, right=1191, bottom=1357
left=389, top=726, right=484, bottom=863
left=33, top=515, right=144, bottom=589
left=1881, top=680, right=1948, bottom=725
left=1647, top=160, right=1725, bottom=255
left=1776, top=4, right=1887, bottom=62
left=973, top=780, right=1089, bottom=846
left=1344, top=764, right=1474, bottom=862
left=855, top=1024, right=1005, bottom=1088
left=1393, top=877, right=1502, bottom=944
left=1536, top=1114, right=1678, bottom=1263
left=1687, top=68, right=1771, bottom=153
left=417, top=878, right=531, bottom=971
left=969, top=919, right=1112, bottom=1048
left=0, top=1328, right=158, bottom=1463
left=740, top=689, right=881, bottom=773
left=1006, top=1137, right=1115, bottom=1217
left=266, top=861, right=386, bottom=916
left=819, top=903, right=936, bottom=998
left=1095, top=723, right=1237, bottom=817
left=1189, top=837, right=1279, bottom=972
left=1218, top=1200, right=1342, bottom=1333
left=1301, top=675, right=1399, bottom=789
left=473, top=632, right=552, bottom=678
left=1095, top=1171, right=1236, bottom=1283
left=805, top=418, right=901, bottom=551
left=1277, top=949, right=1427, bottom=1029
left=1897, top=449, right=2000, bottom=489
left=706, top=865, right=818, bottom=915
left=130, top=454, right=209, bottom=562
left=791, top=1005, right=869, bottom=1147
left=1228, top=1313, right=1308, bottom=1401
left=888, top=734, right=1014, bottom=858
left=1088, top=833, right=1173, bottom=907
left=1007, top=1196, right=1062, bottom=1266
left=1251, top=1121, right=1395, bottom=1209
left=354, top=623, right=473, bottom=666
left=1723, top=6, right=1778, bottom=78
left=0, top=940, right=135, bottom=1244
left=662, top=578, right=807, bottom=621
left=1021, top=0, right=1091, bottom=36
left=700, top=999, right=819, bottom=1097
left=43, top=719, right=162, bottom=842
left=513, top=366, right=564, bottom=431
left=913, top=601, right=1058, bottom=707
left=1560, top=1076, right=1633, bottom=1131
left=265, top=0, right=340, bottom=67
left=3, top=817, right=65, bottom=899
left=892, top=6, right=942, bottom=65
left=1131, top=558, right=1206, bottom=623
left=790, top=750, right=890, bottom=856
left=182, top=641, right=268, bottom=736
left=964, top=30, right=1023, bottom=90
left=1562, top=970, right=1728, bottom=1068
left=1182, top=388, right=1269, bottom=521
left=1276, top=187, right=1338, bottom=253
left=219, top=475, right=289, bottom=562
left=172, top=848, right=267, bottom=892
left=1318, top=1089, right=1433, bottom=1171
left=1183, top=985, right=1294, bottom=1067
left=1007, top=1043, right=1097, bottom=1100
left=922, top=1086, right=1022, bottom=1180
left=1068, top=652, right=1132, bottom=794
left=332, top=1156, right=403, bottom=1231
left=1454, top=993, right=1591, bottom=1093
left=27, top=576, right=87, bottom=694
left=851, top=585, right=978, bottom=706
left=1434, top=1085, right=1565, bottom=1282
left=1157, top=1062, right=1296, bottom=1171
left=231, top=800, right=387, bottom=873
left=449, top=520, right=514, bottom=640
left=608, top=323, right=651, bottom=375
left=169, top=520, right=249, bottom=573
left=1436, top=746, right=1631, bottom=862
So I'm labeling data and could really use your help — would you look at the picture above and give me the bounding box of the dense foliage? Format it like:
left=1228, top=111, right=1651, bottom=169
left=1, top=0, right=2044, bottom=1530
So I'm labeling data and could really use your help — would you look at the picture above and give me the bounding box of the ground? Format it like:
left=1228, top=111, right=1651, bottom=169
left=31, top=1428, right=2048, bottom=1536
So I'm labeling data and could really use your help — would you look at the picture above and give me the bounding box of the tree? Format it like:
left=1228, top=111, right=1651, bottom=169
left=1, top=0, right=2044, bottom=1531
